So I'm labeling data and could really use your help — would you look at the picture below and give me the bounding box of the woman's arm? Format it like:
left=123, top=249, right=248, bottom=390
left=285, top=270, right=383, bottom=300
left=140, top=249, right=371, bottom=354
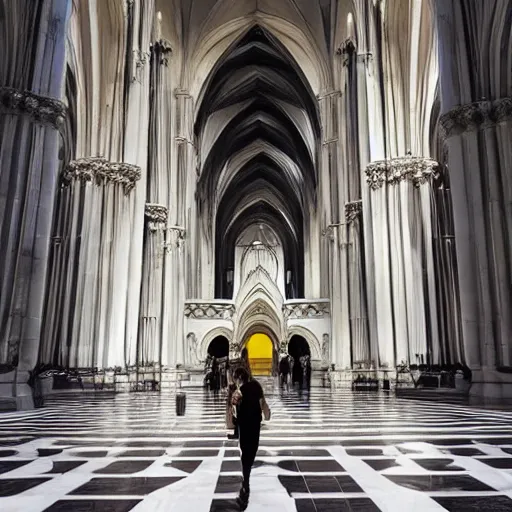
left=260, top=396, right=271, bottom=421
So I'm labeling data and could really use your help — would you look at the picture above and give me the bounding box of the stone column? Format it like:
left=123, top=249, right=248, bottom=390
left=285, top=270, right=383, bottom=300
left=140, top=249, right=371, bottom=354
left=123, top=0, right=155, bottom=366
left=318, top=90, right=352, bottom=371
left=139, top=204, right=168, bottom=367
left=0, top=0, right=70, bottom=409
left=57, top=158, right=141, bottom=369
left=145, top=38, right=172, bottom=367
left=434, top=0, right=512, bottom=398
left=160, top=86, right=191, bottom=367
left=365, top=157, right=440, bottom=366
left=351, top=50, right=379, bottom=366
left=345, top=201, right=370, bottom=362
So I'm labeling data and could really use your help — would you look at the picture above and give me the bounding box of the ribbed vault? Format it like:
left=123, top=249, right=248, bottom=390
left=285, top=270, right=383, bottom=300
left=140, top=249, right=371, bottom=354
left=195, top=25, right=320, bottom=299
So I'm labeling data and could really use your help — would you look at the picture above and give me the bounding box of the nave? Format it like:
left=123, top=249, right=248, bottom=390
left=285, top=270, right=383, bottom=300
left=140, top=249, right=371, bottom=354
left=1, top=389, right=512, bottom=511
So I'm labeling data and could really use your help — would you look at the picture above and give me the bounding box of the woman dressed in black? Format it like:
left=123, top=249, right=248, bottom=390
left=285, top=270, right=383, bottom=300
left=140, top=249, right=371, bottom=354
left=226, top=348, right=252, bottom=439
left=231, top=367, right=270, bottom=510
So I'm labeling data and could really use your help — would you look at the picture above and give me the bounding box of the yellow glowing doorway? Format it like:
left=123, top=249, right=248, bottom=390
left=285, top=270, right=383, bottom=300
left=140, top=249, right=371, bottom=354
left=245, top=333, right=273, bottom=376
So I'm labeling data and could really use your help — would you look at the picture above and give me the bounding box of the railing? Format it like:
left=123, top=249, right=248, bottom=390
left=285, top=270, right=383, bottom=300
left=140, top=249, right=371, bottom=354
left=250, top=358, right=273, bottom=376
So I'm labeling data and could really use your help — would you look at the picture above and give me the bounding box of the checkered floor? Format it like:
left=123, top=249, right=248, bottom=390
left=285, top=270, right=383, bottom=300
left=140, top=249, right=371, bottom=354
left=1, top=386, right=512, bottom=511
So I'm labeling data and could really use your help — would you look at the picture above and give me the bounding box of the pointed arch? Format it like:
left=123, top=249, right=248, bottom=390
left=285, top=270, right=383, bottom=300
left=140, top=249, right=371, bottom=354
left=189, top=17, right=331, bottom=101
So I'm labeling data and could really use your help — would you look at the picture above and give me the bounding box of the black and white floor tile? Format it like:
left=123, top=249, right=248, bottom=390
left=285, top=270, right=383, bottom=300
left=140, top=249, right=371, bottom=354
left=1, top=386, right=512, bottom=511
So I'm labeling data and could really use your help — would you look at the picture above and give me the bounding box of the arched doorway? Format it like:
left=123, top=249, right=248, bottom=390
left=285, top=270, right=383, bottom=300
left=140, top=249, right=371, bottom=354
left=245, top=333, right=273, bottom=376
left=288, top=335, right=311, bottom=385
left=207, top=336, right=229, bottom=359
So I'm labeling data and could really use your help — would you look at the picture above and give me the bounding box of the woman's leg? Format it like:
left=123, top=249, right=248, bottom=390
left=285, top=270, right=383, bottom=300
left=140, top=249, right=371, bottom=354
left=239, top=424, right=261, bottom=491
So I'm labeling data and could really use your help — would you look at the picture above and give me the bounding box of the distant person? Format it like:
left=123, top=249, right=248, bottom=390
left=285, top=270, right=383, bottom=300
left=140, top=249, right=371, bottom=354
left=210, top=356, right=219, bottom=392
left=289, top=355, right=295, bottom=386
left=231, top=367, right=270, bottom=510
left=279, top=356, right=290, bottom=389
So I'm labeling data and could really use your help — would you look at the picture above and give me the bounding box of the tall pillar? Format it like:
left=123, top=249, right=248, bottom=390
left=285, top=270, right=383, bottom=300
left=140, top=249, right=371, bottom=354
left=0, top=0, right=70, bottom=409
left=319, top=91, right=351, bottom=371
left=145, top=38, right=172, bottom=367
left=434, top=0, right=512, bottom=398
left=139, top=204, right=168, bottom=367
left=365, top=157, right=440, bottom=366
left=55, top=158, right=141, bottom=369
left=345, top=201, right=370, bottom=363
left=160, top=87, right=191, bottom=367
left=123, top=0, right=155, bottom=366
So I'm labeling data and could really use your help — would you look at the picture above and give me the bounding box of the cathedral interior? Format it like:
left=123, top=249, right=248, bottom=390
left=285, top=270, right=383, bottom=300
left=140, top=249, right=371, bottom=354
left=0, top=0, right=512, bottom=510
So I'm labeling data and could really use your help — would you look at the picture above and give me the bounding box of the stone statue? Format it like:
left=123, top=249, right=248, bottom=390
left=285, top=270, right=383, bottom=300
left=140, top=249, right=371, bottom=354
left=322, top=333, right=330, bottom=363
left=187, top=332, right=198, bottom=364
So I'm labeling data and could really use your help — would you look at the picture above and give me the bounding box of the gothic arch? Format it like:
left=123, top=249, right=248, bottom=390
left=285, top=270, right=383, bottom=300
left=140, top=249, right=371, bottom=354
left=287, top=325, right=321, bottom=360
left=240, top=324, right=280, bottom=352
left=199, top=327, right=233, bottom=361
left=194, top=24, right=320, bottom=300
left=189, top=16, right=331, bottom=101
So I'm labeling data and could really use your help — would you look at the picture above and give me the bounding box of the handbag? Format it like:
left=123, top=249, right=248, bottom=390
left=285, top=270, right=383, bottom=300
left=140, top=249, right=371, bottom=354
left=262, top=398, right=271, bottom=421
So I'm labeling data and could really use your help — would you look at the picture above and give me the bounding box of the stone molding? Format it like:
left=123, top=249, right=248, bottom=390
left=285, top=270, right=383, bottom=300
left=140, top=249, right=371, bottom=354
left=145, top=203, right=168, bottom=231
left=365, top=157, right=440, bottom=190
left=0, top=86, right=67, bottom=130
left=440, top=97, right=512, bottom=139
left=184, top=302, right=235, bottom=320
left=63, top=157, right=141, bottom=194
left=283, top=302, right=330, bottom=319
left=345, top=200, right=362, bottom=223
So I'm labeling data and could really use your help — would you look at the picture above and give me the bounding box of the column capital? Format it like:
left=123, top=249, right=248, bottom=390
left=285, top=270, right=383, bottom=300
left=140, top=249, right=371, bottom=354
left=440, top=97, right=512, bottom=139
left=365, top=156, right=440, bottom=190
left=145, top=203, right=168, bottom=231
left=151, top=39, right=172, bottom=66
left=345, top=200, right=362, bottom=223
left=63, top=157, right=141, bottom=194
left=0, top=87, right=67, bottom=130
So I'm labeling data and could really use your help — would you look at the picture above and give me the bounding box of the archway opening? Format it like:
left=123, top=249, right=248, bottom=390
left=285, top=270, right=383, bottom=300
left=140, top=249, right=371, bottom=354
left=195, top=25, right=320, bottom=301
left=245, top=333, right=273, bottom=376
left=288, top=335, right=311, bottom=385
left=208, top=336, right=229, bottom=359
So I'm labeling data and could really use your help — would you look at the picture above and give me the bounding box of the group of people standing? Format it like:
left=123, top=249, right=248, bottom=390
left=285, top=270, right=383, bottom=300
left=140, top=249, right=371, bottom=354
left=278, top=353, right=311, bottom=390
left=204, top=354, right=228, bottom=391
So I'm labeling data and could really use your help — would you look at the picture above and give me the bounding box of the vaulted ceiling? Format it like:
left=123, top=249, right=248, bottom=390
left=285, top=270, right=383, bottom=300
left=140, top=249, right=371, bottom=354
left=195, top=26, right=321, bottom=299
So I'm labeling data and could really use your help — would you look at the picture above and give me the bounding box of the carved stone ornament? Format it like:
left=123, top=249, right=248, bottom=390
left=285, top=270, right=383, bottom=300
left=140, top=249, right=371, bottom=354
left=440, top=97, right=512, bottom=139
left=0, top=86, right=67, bottom=130
left=184, top=303, right=236, bottom=320
left=283, top=302, right=330, bottom=319
left=322, top=333, right=330, bottom=363
left=186, top=333, right=198, bottom=364
left=152, top=39, right=172, bottom=66
left=365, top=157, right=440, bottom=190
left=62, top=157, right=141, bottom=194
left=345, top=200, right=362, bottom=223
left=164, top=227, right=186, bottom=251
left=145, top=203, right=168, bottom=231
left=321, top=225, right=335, bottom=240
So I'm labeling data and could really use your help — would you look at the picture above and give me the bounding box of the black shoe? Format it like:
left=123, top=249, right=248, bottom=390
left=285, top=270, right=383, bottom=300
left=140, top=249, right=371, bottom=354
left=227, top=433, right=239, bottom=440
left=236, top=485, right=249, bottom=510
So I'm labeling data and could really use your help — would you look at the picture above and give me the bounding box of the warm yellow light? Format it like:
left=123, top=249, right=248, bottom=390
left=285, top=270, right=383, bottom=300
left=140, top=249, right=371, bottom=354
left=246, top=333, right=273, bottom=358
left=245, top=333, right=273, bottom=375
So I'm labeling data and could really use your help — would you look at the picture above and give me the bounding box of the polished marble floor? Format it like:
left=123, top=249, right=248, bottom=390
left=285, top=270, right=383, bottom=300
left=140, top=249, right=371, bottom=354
left=1, top=385, right=512, bottom=511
